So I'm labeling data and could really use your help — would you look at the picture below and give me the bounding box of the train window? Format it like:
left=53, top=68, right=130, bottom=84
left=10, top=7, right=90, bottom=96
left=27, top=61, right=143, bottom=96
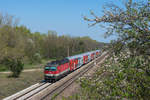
left=59, top=60, right=64, bottom=64
left=46, top=63, right=51, bottom=66
left=60, top=58, right=69, bottom=64
left=50, top=67, right=57, bottom=71
left=45, top=66, right=50, bottom=70
left=51, top=61, right=57, bottom=65
left=65, top=59, right=69, bottom=63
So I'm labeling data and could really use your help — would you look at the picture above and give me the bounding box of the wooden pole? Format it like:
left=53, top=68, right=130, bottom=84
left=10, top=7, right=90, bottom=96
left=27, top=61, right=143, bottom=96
left=68, top=46, right=69, bottom=57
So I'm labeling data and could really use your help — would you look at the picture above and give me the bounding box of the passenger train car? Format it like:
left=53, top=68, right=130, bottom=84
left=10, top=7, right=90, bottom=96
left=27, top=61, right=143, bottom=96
left=44, top=50, right=101, bottom=82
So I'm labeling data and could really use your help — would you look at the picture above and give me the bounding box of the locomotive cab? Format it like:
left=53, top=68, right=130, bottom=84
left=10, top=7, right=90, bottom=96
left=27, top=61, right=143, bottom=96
left=44, top=59, right=70, bottom=82
left=44, top=61, right=59, bottom=82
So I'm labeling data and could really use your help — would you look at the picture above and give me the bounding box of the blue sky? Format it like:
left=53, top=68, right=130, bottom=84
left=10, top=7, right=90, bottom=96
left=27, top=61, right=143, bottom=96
left=0, top=0, right=125, bottom=43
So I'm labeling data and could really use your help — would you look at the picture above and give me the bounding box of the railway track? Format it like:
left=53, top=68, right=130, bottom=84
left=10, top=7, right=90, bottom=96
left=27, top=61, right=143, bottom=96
left=3, top=52, right=108, bottom=100
left=3, top=83, right=50, bottom=100
left=17, top=83, right=52, bottom=100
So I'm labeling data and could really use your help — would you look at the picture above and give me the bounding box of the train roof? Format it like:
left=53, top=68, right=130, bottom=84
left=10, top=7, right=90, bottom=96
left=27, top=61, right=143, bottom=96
left=66, top=50, right=100, bottom=60
left=46, top=58, right=69, bottom=66
left=66, top=54, right=82, bottom=60
left=45, top=50, right=101, bottom=65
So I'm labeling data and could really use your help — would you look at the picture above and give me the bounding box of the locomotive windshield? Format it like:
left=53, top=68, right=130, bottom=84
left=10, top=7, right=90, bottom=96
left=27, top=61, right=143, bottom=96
left=45, top=61, right=57, bottom=71
left=45, top=66, right=57, bottom=71
left=50, top=67, right=56, bottom=71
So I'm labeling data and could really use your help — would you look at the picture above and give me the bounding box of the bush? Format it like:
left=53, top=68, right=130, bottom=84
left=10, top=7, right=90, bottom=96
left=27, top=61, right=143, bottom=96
left=33, top=53, right=42, bottom=63
left=3, top=58, right=24, bottom=78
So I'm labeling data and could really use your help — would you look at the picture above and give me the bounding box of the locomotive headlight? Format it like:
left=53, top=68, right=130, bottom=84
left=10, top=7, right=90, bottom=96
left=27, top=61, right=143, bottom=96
left=49, top=72, right=52, bottom=74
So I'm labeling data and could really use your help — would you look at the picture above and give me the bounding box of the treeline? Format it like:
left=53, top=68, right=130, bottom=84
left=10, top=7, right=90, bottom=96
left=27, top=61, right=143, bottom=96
left=0, top=13, right=105, bottom=77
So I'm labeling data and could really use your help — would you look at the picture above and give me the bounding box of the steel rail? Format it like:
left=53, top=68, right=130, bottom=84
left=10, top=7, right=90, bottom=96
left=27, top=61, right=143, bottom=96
left=18, top=83, right=52, bottom=100
left=3, top=83, right=46, bottom=100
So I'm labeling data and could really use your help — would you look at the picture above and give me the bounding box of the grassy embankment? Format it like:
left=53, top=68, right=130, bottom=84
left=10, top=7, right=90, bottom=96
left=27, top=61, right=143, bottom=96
left=0, top=70, right=43, bottom=99
left=0, top=58, right=55, bottom=99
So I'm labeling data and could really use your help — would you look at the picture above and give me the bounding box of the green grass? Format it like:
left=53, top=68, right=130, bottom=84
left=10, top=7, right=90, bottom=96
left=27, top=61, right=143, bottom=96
left=24, top=58, right=56, bottom=69
left=0, top=58, right=56, bottom=72
left=0, top=65, right=8, bottom=72
left=0, top=70, right=44, bottom=99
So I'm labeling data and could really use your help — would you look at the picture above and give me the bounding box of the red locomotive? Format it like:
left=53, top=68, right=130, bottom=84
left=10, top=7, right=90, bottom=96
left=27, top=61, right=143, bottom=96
left=44, top=50, right=101, bottom=82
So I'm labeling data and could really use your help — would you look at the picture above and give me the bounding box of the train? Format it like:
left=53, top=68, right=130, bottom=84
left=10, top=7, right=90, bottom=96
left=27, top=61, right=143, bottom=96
left=44, top=50, right=101, bottom=82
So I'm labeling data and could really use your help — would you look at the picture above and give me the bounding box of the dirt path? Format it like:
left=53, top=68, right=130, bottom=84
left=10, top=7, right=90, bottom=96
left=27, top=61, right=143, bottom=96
left=0, top=68, right=43, bottom=74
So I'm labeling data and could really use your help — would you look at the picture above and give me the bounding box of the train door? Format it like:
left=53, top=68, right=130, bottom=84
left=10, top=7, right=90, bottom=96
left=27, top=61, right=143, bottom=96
left=74, top=59, right=78, bottom=70
left=96, top=52, right=98, bottom=57
left=90, top=54, right=93, bottom=60
left=78, top=58, right=81, bottom=67
left=92, top=53, right=94, bottom=60
left=94, top=53, right=96, bottom=58
left=74, top=59, right=77, bottom=69
left=73, top=59, right=75, bottom=70
left=86, top=55, right=88, bottom=63
left=80, top=57, right=83, bottom=66
left=88, top=55, right=90, bottom=62
left=83, top=56, right=85, bottom=64
left=76, top=58, right=79, bottom=68
left=77, top=59, right=78, bottom=68
left=69, top=59, right=73, bottom=71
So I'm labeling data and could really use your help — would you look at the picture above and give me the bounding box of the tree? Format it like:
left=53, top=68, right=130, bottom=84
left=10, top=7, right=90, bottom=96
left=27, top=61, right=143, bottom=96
left=83, top=0, right=150, bottom=99
left=0, top=13, right=25, bottom=77
left=84, top=0, right=150, bottom=56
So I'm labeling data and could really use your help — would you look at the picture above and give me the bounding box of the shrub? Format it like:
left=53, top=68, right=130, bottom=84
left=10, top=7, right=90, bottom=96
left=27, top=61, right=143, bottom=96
left=3, top=57, right=24, bottom=78
left=33, top=53, right=42, bottom=63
